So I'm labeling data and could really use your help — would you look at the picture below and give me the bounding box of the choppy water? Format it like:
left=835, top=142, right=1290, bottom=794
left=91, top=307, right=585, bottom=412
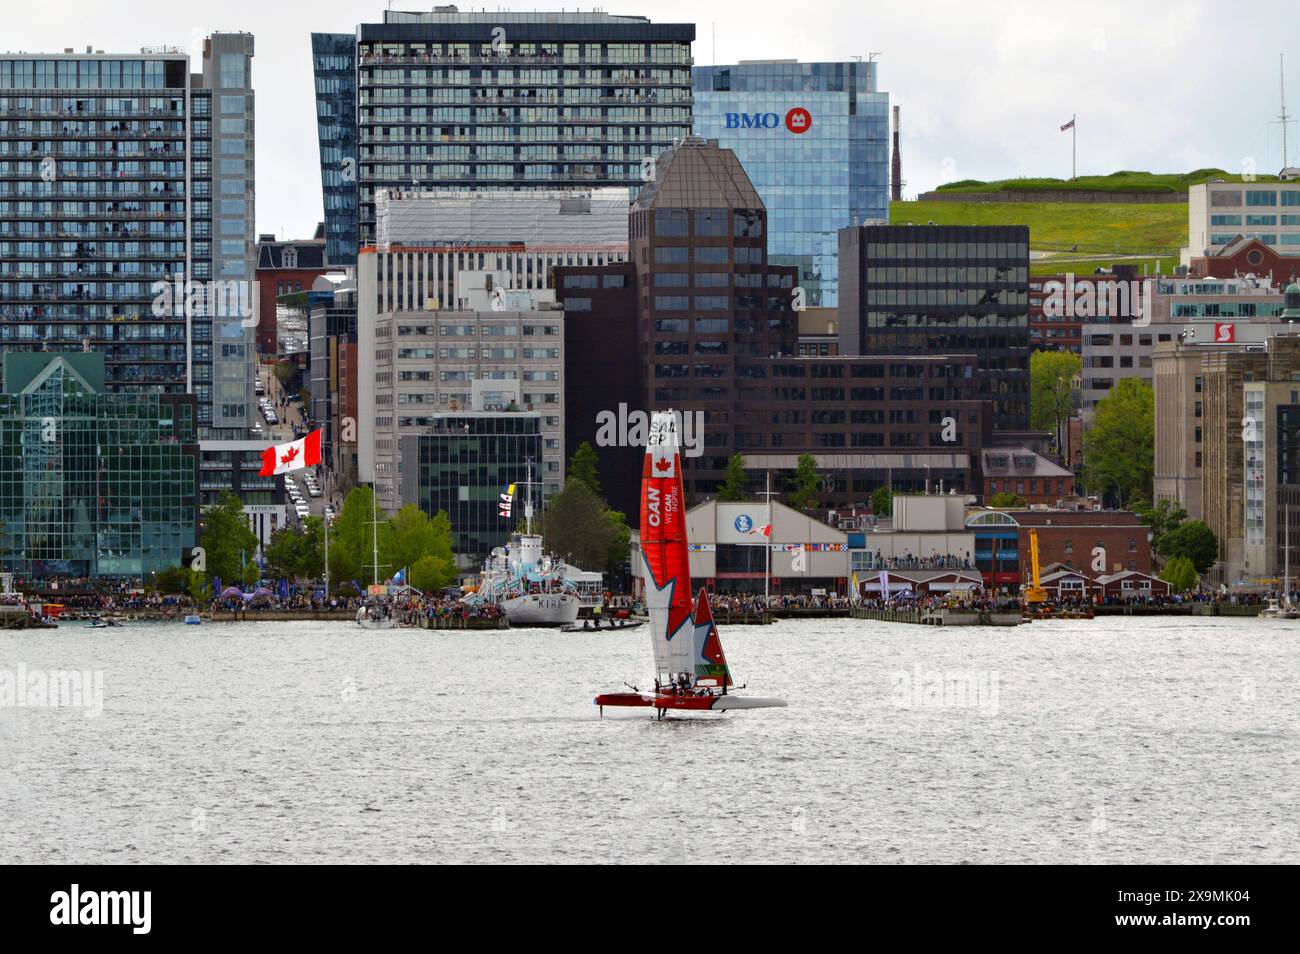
left=1, top=616, right=1296, bottom=864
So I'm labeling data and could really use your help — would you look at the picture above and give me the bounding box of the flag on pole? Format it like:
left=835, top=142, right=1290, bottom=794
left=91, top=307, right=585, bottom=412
left=879, top=569, right=891, bottom=599
left=258, top=428, right=323, bottom=477
left=1060, top=118, right=1075, bottom=131
left=747, top=522, right=772, bottom=538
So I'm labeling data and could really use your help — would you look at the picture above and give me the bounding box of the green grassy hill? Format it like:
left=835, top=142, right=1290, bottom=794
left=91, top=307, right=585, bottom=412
left=933, top=169, right=1274, bottom=195
left=891, top=199, right=1187, bottom=276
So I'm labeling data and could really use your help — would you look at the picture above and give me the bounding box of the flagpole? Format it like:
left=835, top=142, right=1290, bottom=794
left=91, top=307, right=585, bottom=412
left=1072, top=113, right=1076, bottom=180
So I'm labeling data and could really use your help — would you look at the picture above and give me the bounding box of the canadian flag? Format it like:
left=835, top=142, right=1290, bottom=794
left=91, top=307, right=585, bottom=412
left=748, top=523, right=772, bottom=538
left=259, top=428, right=323, bottom=477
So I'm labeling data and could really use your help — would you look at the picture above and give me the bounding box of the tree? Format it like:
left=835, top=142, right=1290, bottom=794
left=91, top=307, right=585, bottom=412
left=1082, top=378, right=1154, bottom=507
left=604, top=508, right=632, bottom=579
left=1159, top=555, right=1199, bottom=593
left=154, top=566, right=192, bottom=594
left=544, top=478, right=619, bottom=571
left=788, top=453, right=820, bottom=511
left=1136, top=498, right=1187, bottom=557
left=387, top=505, right=454, bottom=590
left=327, top=485, right=379, bottom=585
left=1030, top=350, right=1083, bottom=448
left=988, top=492, right=1027, bottom=508
left=1162, top=520, right=1218, bottom=573
left=568, top=441, right=601, bottom=497
left=263, top=518, right=325, bottom=581
left=871, top=486, right=893, bottom=518
left=716, top=454, right=749, bottom=502
left=199, top=491, right=259, bottom=583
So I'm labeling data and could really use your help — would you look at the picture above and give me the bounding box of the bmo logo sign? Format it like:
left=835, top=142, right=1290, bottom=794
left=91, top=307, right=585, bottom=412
left=724, top=107, right=813, bottom=134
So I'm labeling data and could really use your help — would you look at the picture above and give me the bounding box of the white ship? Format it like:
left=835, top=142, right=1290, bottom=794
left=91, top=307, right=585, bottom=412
left=468, top=533, right=581, bottom=627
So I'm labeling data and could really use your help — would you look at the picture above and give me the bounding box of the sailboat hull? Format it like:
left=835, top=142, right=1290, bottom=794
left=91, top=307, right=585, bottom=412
left=593, top=691, right=787, bottom=712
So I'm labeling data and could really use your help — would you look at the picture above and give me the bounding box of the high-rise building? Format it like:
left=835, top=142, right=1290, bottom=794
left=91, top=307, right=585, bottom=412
left=0, top=35, right=257, bottom=438
left=555, top=138, right=991, bottom=510
left=359, top=268, right=567, bottom=515
left=307, top=271, right=358, bottom=489
left=839, top=224, right=1031, bottom=430
left=312, top=8, right=694, bottom=265
left=693, top=59, right=889, bottom=308
left=399, top=412, right=542, bottom=565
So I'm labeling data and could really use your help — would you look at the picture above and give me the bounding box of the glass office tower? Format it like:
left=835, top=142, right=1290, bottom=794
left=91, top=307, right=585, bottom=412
left=0, top=352, right=198, bottom=578
left=312, top=9, right=694, bottom=265
left=399, top=413, right=542, bottom=565
left=693, top=60, right=889, bottom=308
left=310, top=33, right=358, bottom=266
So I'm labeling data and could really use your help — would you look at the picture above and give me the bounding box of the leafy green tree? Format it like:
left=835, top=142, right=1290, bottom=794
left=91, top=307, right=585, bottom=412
left=199, top=491, right=259, bottom=583
left=263, top=517, right=325, bottom=581
left=871, top=486, right=893, bottom=518
left=1030, top=350, right=1083, bottom=445
left=1082, top=378, right=1154, bottom=507
left=1162, top=520, right=1218, bottom=573
left=387, top=505, right=454, bottom=589
left=544, top=478, right=618, bottom=571
left=186, top=570, right=211, bottom=604
left=716, top=454, right=749, bottom=502
left=1136, top=498, right=1188, bottom=556
left=154, top=565, right=191, bottom=594
left=988, top=492, right=1027, bottom=508
left=328, top=485, right=379, bottom=585
left=787, top=453, right=820, bottom=511
left=1159, top=555, right=1199, bottom=593
left=568, top=441, right=601, bottom=497
left=604, top=508, right=632, bottom=578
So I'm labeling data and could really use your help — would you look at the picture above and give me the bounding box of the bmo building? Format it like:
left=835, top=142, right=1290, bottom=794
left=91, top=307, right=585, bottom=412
left=693, top=60, right=889, bottom=308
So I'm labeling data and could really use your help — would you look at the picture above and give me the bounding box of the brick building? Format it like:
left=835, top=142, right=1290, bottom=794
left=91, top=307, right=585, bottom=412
left=255, top=230, right=329, bottom=355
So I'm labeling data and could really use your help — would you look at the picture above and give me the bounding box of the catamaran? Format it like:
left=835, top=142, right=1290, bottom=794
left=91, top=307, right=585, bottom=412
left=594, top=410, right=786, bottom=718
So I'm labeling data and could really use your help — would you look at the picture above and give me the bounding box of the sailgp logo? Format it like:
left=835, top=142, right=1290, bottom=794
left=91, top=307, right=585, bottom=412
left=734, top=514, right=754, bottom=533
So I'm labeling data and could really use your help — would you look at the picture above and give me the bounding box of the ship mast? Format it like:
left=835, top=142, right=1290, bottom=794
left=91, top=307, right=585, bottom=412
left=371, top=485, right=380, bottom=587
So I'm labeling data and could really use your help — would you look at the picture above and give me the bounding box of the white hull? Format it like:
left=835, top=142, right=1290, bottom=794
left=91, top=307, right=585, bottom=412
left=357, top=617, right=399, bottom=630
left=502, top=592, right=580, bottom=627
left=711, top=695, right=788, bottom=710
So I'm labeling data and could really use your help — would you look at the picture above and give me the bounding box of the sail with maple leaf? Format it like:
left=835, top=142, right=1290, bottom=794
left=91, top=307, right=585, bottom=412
left=640, top=410, right=695, bottom=678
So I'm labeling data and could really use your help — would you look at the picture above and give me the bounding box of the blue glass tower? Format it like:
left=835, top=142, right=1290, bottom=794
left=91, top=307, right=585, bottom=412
left=693, top=60, right=888, bottom=308
left=311, top=33, right=359, bottom=266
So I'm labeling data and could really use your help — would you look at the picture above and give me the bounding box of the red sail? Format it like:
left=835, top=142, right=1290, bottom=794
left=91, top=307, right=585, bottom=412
left=692, top=588, right=733, bottom=687
left=640, top=411, right=694, bottom=676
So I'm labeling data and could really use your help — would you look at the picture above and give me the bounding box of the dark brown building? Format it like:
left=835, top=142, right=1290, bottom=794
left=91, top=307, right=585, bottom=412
left=558, top=138, right=993, bottom=512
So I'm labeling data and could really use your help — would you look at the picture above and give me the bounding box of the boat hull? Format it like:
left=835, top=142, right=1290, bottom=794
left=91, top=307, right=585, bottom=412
left=357, top=617, right=399, bottom=630
left=593, top=691, right=786, bottom=712
left=503, top=592, right=580, bottom=627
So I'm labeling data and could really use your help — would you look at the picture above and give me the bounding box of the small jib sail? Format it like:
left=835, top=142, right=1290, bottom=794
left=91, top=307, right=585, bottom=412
left=640, top=410, right=695, bottom=677
left=690, top=588, right=732, bottom=688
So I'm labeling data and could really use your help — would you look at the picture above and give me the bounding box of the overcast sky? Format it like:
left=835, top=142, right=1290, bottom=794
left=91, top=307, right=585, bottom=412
left=6, top=0, right=1298, bottom=238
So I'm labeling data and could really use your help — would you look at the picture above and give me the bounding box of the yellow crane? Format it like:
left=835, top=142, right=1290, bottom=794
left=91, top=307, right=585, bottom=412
left=1024, top=528, right=1048, bottom=604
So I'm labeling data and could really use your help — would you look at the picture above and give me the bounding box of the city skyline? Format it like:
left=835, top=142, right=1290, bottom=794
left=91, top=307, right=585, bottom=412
left=2, top=0, right=1299, bottom=242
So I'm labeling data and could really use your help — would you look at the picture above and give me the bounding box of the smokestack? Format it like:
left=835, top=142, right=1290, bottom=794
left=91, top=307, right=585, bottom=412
left=891, top=105, right=903, bottom=202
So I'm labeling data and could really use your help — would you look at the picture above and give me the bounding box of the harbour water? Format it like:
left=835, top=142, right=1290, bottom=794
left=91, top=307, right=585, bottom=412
left=1, top=616, right=1295, bottom=864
